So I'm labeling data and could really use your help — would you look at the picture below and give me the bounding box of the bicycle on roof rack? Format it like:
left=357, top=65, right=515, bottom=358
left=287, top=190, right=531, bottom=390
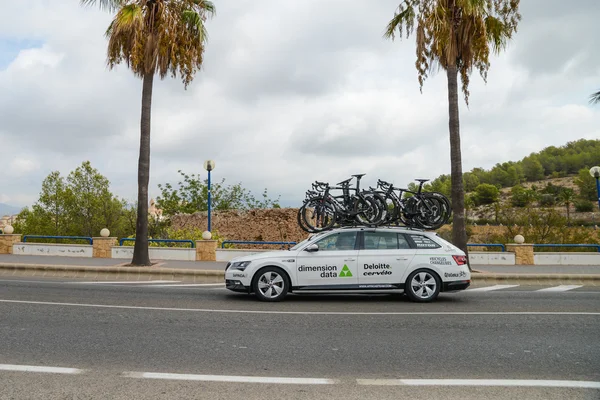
left=297, top=174, right=384, bottom=233
left=367, top=178, right=451, bottom=230
left=297, top=176, right=451, bottom=233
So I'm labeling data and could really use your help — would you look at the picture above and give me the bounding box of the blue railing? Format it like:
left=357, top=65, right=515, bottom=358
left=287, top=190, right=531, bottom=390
left=23, top=235, right=93, bottom=245
left=119, top=238, right=196, bottom=248
left=221, top=240, right=297, bottom=249
left=467, top=243, right=506, bottom=252
left=533, top=244, right=600, bottom=253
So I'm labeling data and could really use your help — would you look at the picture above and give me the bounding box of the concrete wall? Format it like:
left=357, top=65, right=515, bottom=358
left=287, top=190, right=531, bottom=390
left=468, top=252, right=515, bottom=265
left=534, top=252, right=600, bottom=266
left=111, top=246, right=196, bottom=261
left=13, top=243, right=93, bottom=257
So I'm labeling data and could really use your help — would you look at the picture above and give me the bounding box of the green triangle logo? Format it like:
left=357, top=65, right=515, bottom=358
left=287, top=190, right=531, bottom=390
left=339, top=264, right=353, bottom=278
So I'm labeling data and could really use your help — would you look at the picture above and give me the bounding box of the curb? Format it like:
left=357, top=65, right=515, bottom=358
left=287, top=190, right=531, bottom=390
left=1, top=263, right=600, bottom=285
left=0, top=263, right=224, bottom=283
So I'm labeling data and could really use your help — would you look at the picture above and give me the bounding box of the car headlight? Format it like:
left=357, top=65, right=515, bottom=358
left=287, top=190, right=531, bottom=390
left=230, top=261, right=251, bottom=271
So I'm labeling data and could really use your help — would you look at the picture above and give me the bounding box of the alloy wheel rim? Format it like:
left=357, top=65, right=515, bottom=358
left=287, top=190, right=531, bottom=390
left=411, top=272, right=436, bottom=299
left=257, top=272, right=285, bottom=298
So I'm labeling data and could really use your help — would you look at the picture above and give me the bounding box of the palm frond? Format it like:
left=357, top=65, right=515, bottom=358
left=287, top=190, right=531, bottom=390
left=384, top=1, right=415, bottom=39
left=484, top=15, right=507, bottom=54
left=590, top=90, right=600, bottom=105
left=80, top=0, right=124, bottom=13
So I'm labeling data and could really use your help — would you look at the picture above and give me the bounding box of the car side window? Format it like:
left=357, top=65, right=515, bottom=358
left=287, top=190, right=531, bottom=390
left=315, top=232, right=358, bottom=251
left=397, top=234, right=411, bottom=249
left=408, top=234, right=441, bottom=249
left=363, top=232, right=399, bottom=250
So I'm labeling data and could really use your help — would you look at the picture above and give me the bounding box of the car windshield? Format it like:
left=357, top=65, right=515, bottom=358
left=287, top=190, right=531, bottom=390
left=289, top=232, right=325, bottom=250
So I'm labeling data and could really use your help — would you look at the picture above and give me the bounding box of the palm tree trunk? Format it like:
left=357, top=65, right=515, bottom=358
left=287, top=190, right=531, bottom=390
left=446, top=65, right=469, bottom=269
left=131, top=71, right=154, bottom=266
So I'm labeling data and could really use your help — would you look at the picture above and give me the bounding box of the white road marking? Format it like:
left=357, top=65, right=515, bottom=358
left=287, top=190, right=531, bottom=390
left=1, top=299, right=599, bottom=316
left=356, top=379, right=600, bottom=389
left=467, top=285, right=520, bottom=292
left=536, top=285, right=583, bottom=292
left=123, top=371, right=337, bottom=384
left=0, top=364, right=84, bottom=374
left=139, top=283, right=225, bottom=287
left=69, top=280, right=179, bottom=284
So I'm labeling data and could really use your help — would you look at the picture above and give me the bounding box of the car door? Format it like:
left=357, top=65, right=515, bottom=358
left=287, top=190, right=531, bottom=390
left=357, top=231, right=416, bottom=288
left=295, top=231, right=359, bottom=288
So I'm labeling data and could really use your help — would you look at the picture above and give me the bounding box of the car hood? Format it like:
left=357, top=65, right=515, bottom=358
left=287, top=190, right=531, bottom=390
left=229, top=250, right=296, bottom=263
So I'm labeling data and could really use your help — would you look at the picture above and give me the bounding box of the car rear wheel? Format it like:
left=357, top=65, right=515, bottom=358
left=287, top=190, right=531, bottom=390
left=252, top=267, right=289, bottom=302
left=405, top=269, right=440, bottom=302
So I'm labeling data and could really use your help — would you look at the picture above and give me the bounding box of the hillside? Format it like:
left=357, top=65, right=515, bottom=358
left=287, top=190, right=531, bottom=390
left=0, top=203, right=22, bottom=217
left=422, top=138, right=600, bottom=194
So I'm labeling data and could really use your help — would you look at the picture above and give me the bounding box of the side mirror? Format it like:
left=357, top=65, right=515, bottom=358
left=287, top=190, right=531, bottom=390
left=304, top=243, right=319, bottom=252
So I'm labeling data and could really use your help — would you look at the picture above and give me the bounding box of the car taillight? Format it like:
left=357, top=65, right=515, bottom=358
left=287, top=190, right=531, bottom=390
left=452, top=255, right=468, bottom=265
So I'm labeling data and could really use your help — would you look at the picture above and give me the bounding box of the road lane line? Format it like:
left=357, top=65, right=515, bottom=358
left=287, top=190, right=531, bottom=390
left=68, top=280, right=179, bottom=284
left=1, top=299, right=599, bottom=315
left=139, top=283, right=225, bottom=287
left=123, top=371, right=337, bottom=384
left=356, top=379, right=600, bottom=389
left=0, top=364, right=84, bottom=374
left=536, top=285, right=583, bottom=292
left=467, top=285, right=520, bottom=292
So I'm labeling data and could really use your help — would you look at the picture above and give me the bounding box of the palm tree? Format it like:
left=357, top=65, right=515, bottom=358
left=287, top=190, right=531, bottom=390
left=384, top=0, right=521, bottom=262
left=590, top=90, right=600, bottom=104
left=81, top=0, right=215, bottom=265
left=558, top=188, right=574, bottom=226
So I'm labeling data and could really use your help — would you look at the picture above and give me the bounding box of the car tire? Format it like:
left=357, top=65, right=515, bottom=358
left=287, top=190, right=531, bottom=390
left=252, top=267, right=290, bottom=302
left=405, top=269, right=441, bottom=302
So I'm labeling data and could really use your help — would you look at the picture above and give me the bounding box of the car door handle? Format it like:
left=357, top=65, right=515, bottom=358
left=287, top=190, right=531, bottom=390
left=396, top=257, right=409, bottom=261
left=344, top=258, right=356, bottom=261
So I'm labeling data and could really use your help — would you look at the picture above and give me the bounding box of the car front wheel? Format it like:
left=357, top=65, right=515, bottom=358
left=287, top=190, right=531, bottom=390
left=405, top=269, right=441, bottom=302
left=252, top=267, right=289, bottom=302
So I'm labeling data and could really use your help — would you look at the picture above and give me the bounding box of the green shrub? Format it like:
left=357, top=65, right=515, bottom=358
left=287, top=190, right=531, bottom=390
left=539, top=194, right=556, bottom=206
left=574, top=200, right=593, bottom=212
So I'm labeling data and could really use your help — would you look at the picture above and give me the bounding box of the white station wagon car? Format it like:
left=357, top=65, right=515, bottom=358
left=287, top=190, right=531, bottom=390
left=225, top=227, right=470, bottom=302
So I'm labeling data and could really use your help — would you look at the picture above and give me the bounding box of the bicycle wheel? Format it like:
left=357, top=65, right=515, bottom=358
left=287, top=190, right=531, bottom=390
left=413, top=195, right=446, bottom=230
left=353, top=195, right=381, bottom=227
left=362, top=190, right=393, bottom=226
left=297, top=204, right=315, bottom=233
left=427, top=192, right=452, bottom=224
left=299, top=197, right=337, bottom=232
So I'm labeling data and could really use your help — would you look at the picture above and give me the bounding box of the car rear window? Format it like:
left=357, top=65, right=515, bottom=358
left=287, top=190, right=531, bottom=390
left=407, top=234, right=441, bottom=249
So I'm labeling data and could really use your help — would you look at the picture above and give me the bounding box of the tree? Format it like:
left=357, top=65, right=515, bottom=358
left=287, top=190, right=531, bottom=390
left=510, top=185, right=536, bottom=208
left=521, top=155, right=544, bottom=181
left=472, top=183, right=499, bottom=205
left=82, top=0, right=216, bottom=266
left=557, top=188, right=573, bottom=224
left=590, top=90, right=600, bottom=104
left=385, top=0, right=521, bottom=259
left=574, top=168, right=597, bottom=201
left=14, top=162, right=132, bottom=239
left=156, top=170, right=281, bottom=216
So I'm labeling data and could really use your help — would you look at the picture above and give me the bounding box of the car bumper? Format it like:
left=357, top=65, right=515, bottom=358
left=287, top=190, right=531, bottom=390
left=226, top=279, right=250, bottom=293
left=442, top=280, right=470, bottom=292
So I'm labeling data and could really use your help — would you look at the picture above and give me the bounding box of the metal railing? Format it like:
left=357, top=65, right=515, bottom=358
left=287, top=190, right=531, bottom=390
left=221, top=240, right=297, bottom=249
left=467, top=243, right=506, bottom=252
left=119, top=238, right=196, bottom=248
left=22, top=235, right=93, bottom=245
left=533, top=244, right=600, bottom=253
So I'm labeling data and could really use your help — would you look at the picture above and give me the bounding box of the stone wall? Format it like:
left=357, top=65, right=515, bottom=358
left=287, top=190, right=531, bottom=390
left=170, top=208, right=308, bottom=247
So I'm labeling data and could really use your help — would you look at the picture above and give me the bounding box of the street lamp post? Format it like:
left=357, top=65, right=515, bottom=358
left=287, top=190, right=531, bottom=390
left=204, top=160, right=215, bottom=232
left=590, top=166, right=600, bottom=211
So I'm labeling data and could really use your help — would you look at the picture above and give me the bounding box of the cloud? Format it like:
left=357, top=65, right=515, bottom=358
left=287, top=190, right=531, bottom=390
left=0, top=0, right=599, bottom=209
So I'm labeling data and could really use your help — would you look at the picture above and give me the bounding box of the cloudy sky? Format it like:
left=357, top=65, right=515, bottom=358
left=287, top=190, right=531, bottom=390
left=1, top=0, right=599, bottom=209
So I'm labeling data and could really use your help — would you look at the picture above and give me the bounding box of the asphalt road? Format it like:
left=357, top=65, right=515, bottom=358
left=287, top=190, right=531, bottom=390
left=1, top=277, right=599, bottom=399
